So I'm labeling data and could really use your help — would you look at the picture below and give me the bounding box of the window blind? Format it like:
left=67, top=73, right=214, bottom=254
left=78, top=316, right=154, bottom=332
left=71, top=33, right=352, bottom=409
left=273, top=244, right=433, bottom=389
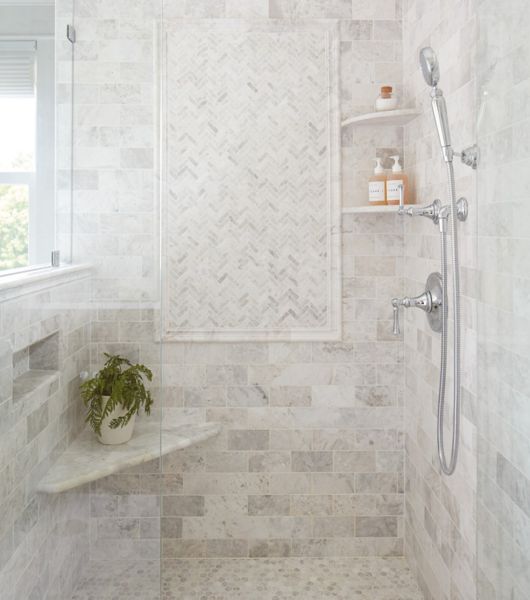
left=0, top=40, right=36, bottom=97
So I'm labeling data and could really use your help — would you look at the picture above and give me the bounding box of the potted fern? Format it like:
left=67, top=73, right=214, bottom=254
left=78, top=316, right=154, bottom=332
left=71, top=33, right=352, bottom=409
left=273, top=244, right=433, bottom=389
left=81, top=353, right=153, bottom=445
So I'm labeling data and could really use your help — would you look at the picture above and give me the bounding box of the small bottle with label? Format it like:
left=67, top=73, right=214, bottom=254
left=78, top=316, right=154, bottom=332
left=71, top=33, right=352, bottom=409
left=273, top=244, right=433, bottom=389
left=386, top=155, right=409, bottom=205
left=368, top=158, right=387, bottom=206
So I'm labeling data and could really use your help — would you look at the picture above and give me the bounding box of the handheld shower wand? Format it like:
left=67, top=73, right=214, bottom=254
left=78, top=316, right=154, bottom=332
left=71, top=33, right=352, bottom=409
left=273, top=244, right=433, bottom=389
left=420, top=47, right=453, bottom=162
left=419, top=47, right=463, bottom=475
left=420, top=47, right=479, bottom=169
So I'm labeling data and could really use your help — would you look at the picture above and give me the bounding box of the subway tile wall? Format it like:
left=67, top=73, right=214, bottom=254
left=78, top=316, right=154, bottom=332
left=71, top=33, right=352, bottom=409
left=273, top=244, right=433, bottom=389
left=475, top=1, right=530, bottom=598
left=402, top=0, right=478, bottom=599
left=0, top=272, right=92, bottom=599
left=73, top=0, right=408, bottom=563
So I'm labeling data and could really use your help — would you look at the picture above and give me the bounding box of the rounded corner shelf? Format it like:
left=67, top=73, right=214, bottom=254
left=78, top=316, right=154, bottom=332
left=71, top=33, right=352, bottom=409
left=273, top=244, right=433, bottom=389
left=342, top=205, right=399, bottom=215
left=341, top=109, right=420, bottom=128
left=37, top=420, right=221, bottom=494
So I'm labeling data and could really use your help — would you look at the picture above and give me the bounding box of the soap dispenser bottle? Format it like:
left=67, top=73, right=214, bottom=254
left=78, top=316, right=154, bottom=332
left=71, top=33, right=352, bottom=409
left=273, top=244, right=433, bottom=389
left=368, top=158, right=387, bottom=206
left=386, top=155, right=409, bottom=205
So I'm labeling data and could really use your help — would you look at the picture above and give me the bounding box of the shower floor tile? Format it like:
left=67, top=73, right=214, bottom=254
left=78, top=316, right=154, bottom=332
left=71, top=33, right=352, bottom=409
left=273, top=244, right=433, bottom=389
left=71, top=557, right=424, bottom=600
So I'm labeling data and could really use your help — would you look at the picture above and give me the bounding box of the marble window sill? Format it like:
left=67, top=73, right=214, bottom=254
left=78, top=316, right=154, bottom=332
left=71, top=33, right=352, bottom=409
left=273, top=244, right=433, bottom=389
left=0, top=263, right=93, bottom=302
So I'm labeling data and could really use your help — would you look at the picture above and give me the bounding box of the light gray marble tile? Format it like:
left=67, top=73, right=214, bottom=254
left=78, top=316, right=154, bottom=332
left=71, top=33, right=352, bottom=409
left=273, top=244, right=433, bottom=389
left=269, top=386, right=312, bottom=407
left=356, top=516, right=398, bottom=537
left=249, top=538, right=291, bottom=557
left=228, top=429, right=269, bottom=451
left=206, top=538, right=248, bottom=557
left=270, top=0, right=352, bottom=18
left=291, top=495, right=334, bottom=516
left=313, top=516, right=356, bottom=538
left=163, top=495, right=204, bottom=517
left=161, top=516, right=183, bottom=539
left=227, top=386, right=269, bottom=407
left=249, top=451, right=291, bottom=473
left=292, top=451, right=333, bottom=472
left=248, top=495, right=290, bottom=516
left=334, top=452, right=376, bottom=473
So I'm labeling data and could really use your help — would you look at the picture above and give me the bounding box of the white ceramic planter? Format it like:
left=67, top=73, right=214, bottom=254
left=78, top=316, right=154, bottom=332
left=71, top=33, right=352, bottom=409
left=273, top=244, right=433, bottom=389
left=98, top=398, right=136, bottom=445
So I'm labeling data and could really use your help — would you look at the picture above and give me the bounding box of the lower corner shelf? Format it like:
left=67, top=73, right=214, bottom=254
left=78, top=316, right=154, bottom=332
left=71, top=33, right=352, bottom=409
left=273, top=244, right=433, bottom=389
left=37, top=419, right=221, bottom=494
left=342, top=205, right=399, bottom=214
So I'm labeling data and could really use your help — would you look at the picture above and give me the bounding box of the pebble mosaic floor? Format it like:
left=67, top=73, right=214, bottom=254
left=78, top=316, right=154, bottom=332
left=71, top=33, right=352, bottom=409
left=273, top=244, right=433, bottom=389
left=72, top=557, right=425, bottom=599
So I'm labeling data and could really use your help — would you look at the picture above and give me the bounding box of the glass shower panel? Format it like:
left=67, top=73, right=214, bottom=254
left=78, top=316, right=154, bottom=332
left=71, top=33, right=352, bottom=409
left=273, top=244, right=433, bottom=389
left=476, top=1, right=530, bottom=598
left=0, top=1, right=96, bottom=598
left=62, top=0, right=164, bottom=597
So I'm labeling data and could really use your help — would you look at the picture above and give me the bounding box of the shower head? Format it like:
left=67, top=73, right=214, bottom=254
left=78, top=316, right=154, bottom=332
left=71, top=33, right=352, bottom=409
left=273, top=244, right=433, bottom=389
left=419, top=47, right=440, bottom=88
left=419, top=47, right=452, bottom=161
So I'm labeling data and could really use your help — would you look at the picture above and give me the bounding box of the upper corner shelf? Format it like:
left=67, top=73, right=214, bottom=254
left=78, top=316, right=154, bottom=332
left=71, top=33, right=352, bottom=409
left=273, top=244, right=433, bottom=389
left=341, top=108, right=420, bottom=128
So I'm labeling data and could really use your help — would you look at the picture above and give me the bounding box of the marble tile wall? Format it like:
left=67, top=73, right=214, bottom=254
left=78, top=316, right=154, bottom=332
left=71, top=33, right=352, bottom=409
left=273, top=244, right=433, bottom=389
left=0, top=270, right=92, bottom=599
left=11, top=0, right=530, bottom=597
left=77, top=0, right=408, bottom=561
left=0, top=0, right=519, bottom=595
left=402, top=0, right=478, bottom=599
left=475, top=1, right=530, bottom=598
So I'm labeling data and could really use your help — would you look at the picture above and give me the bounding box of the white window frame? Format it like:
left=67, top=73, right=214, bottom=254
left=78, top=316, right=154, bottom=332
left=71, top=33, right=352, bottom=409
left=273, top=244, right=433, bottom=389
left=0, top=34, right=56, bottom=276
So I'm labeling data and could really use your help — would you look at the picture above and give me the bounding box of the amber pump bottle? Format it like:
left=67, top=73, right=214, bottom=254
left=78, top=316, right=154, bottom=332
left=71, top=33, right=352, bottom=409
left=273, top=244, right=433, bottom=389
left=386, top=155, right=410, bottom=205
left=368, top=158, right=387, bottom=206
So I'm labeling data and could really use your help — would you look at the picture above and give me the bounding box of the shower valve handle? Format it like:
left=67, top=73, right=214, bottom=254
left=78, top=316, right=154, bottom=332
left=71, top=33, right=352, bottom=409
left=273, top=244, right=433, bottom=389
left=392, top=300, right=400, bottom=335
left=391, top=291, right=434, bottom=336
left=391, top=273, right=443, bottom=336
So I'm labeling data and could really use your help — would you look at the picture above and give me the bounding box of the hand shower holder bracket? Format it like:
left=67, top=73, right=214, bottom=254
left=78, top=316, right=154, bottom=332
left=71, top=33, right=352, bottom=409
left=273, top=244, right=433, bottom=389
left=456, top=197, right=468, bottom=222
left=456, top=144, right=479, bottom=170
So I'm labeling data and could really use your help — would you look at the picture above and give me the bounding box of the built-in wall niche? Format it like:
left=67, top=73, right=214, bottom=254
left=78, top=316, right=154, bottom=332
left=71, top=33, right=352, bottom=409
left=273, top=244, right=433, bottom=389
left=12, top=332, right=60, bottom=404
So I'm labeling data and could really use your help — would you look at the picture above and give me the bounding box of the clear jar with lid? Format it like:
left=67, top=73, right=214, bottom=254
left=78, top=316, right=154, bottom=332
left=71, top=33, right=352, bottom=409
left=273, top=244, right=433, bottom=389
left=375, top=86, right=398, bottom=111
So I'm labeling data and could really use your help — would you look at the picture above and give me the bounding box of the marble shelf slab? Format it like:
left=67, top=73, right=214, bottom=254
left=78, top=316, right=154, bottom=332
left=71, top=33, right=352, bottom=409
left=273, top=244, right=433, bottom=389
left=341, top=108, right=420, bottom=127
left=37, top=420, right=221, bottom=494
left=342, top=206, right=398, bottom=214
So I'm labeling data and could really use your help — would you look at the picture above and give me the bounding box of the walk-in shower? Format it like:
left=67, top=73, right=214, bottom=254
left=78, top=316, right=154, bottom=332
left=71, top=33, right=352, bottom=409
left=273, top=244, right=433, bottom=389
left=2, top=1, right=528, bottom=598
left=392, top=47, right=477, bottom=476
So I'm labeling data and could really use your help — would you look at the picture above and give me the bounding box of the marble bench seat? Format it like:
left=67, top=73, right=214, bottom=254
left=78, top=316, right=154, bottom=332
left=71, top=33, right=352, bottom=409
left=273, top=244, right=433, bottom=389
left=37, top=419, right=221, bottom=494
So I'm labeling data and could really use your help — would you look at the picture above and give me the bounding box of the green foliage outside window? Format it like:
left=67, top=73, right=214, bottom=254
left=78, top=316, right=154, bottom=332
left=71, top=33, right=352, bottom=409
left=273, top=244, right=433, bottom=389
left=0, top=184, right=29, bottom=270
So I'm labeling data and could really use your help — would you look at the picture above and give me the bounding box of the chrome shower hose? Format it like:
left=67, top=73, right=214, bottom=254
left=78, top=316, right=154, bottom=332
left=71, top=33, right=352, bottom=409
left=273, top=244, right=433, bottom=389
left=437, top=162, right=461, bottom=475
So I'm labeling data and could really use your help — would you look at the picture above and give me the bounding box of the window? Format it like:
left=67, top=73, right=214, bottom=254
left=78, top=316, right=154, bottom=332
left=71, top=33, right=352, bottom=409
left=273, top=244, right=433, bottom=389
left=0, top=38, right=55, bottom=274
